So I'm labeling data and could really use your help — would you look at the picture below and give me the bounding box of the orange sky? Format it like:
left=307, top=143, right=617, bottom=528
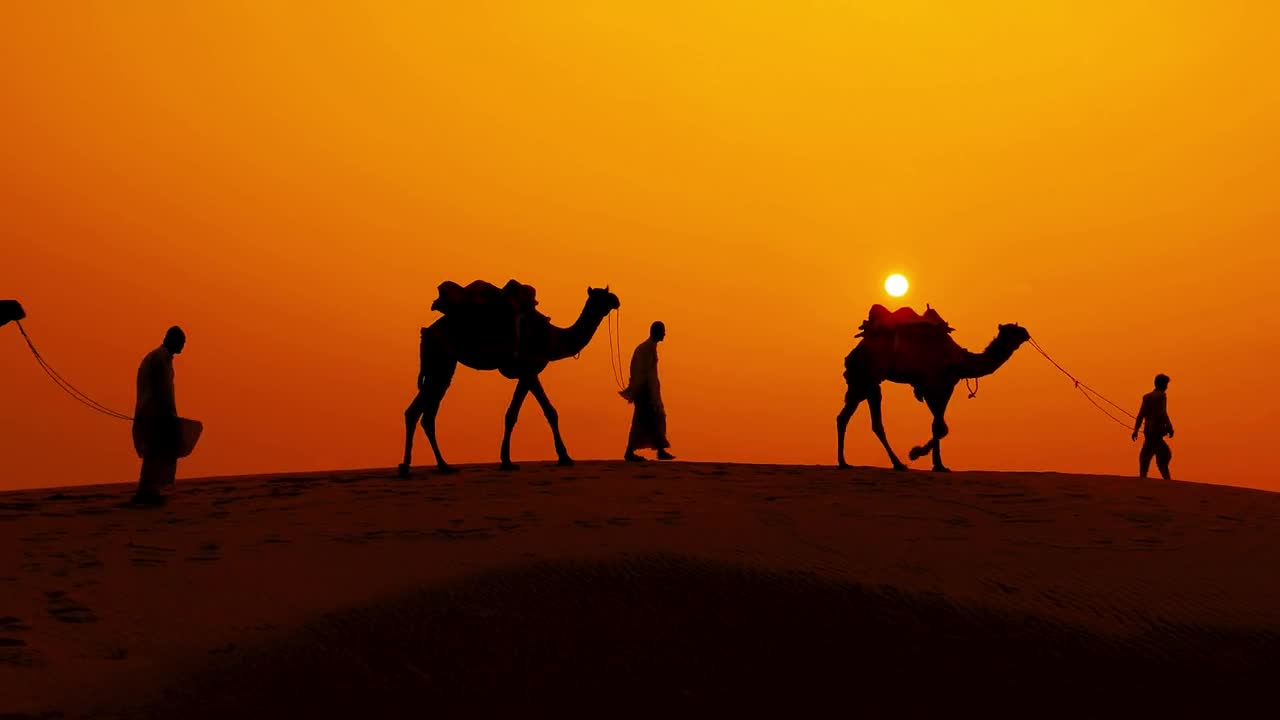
left=2, top=2, right=1278, bottom=492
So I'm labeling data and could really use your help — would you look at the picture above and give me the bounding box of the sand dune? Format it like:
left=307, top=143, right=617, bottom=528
left=2, top=462, right=1279, bottom=717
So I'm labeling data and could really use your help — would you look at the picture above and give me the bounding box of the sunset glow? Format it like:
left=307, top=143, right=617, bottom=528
left=2, top=2, right=1279, bottom=492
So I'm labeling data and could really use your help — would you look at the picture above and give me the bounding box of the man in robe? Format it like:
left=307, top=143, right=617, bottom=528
left=132, top=326, right=187, bottom=505
left=620, top=321, right=675, bottom=462
left=1132, top=373, right=1174, bottom=480
left=0, top=299, right=25, bottom=328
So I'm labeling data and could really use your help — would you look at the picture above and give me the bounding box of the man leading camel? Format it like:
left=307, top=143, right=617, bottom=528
left=1132, top=373, right=1174, bottom=480
left=132, top=326, right=188, bottom=505
left=620, top=321, right=675, bottom=462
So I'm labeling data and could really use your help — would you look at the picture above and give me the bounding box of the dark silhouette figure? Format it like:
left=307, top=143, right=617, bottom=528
left=837, top=305, right=1031, bottom=471
left=0, top=299, right=25, bottom=328
left=1133, top=373, right=1174, bottom=480
left=132, top=326, right=187, bottom=505
left=400, top=283, right=621, bottom=476
left=620, top=321, right=674, bottom=462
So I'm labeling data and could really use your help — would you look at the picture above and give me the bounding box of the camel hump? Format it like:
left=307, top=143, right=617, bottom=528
left=856, top=303, right=953, bottom=337
left=430, top=280, right=540, bottom=315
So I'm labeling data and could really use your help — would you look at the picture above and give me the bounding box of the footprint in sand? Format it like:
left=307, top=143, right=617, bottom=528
left=656, top=510, right=684, bottom=526
left=45, top=591, right=98, bottom=624
left=433, top=526, right=497, bottom=541
left=186, top=542, right=223, bottom=563
left=0, top=615, right=33, bottom=652
left=128, top=542, right=177, bottom=568
left=484, top=516, right=524, bottom=532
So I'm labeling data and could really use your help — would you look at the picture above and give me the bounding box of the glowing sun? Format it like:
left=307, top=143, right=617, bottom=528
left=884, top=273, right=909, bottom=298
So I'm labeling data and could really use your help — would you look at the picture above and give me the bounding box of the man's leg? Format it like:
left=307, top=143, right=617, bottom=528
left=1138, top=441, right=1155, bottom=478
left=1154, top=439, right=1172, bottom=480
left=135, top=456, right=165, bottom=504
left=624, top=402, right=647, bottom=462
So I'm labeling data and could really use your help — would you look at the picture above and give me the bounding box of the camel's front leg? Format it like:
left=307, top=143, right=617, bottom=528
left=866, top=385, right=907, bottom=471
left=836, top=386, right=865, bottom=469
left=909, top=386, right=955, bottom=472
left=528, top=376, right=573, bottom=465
left=400, top=391, right=425, bottom=477
left=499, top=379, right=531, bottom=471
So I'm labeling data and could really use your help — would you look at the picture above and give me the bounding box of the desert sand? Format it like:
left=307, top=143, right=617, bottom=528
left=3, top=461, right=1279, bottom=718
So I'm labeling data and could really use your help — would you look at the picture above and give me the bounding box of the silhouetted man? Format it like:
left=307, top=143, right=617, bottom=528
left=1133, top=373, right=1174, bottom=480
left=620, top=321, right=674, bottom=462
left=0, top=299, right=25, bottom=328
left=131, top=326, right=187, bottom=505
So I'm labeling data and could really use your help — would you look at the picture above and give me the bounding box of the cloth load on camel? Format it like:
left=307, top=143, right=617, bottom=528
left=856, top=304, right=954, bottom=338
left=427, top=280, right=551, bottom=364
left=431, top=279, right=540, bottom=316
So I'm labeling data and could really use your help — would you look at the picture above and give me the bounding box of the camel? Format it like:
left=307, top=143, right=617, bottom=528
left=836, top=307, right=1030, bottom=472
left=0, top=299, right=25, bottom=328
left=400, top=285, right=621, bottom=476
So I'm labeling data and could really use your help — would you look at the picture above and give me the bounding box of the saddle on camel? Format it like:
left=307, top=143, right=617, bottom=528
left=856, top=303, right=954, bottom=338
left=430, top=279, right=550, bottom=359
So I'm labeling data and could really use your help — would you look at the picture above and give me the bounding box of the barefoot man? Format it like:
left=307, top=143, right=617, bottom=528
left=132, top=326, right=190, bottom=505
left=1132, top=373, right=1174, bottom=480
left=620, top=321, right=675, bottom=462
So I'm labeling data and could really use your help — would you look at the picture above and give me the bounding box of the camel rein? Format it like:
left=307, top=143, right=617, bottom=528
left=1027, top=335, right=1136, bottom=431
left=606, top=307, right=626, bottom=391
left=12, top=320, right=133, bottom=421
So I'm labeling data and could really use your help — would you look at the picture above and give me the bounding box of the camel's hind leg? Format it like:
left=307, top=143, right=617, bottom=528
left=401, top=357, right=458, bottom=476
left=866, top=385, right=907, bottom=471
left=836, top=385, right=866, bottom=468
left=528, top=376, right=573, bottom=466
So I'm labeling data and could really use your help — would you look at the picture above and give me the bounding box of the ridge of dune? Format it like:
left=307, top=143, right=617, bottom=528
left=3, top=462, right=1278, bottom=717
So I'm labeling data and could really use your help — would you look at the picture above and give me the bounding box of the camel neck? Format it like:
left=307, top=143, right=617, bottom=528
left=959, top=334, right=1020, bottom=379
left=549, top=302, right=608, bottom=360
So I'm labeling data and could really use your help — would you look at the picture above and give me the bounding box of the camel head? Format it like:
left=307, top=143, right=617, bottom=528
left=585, top=286, right=621, bottom=317
left=0, top=299, right=25, bottom=328
left=996, top=323, right=1031, bottom=348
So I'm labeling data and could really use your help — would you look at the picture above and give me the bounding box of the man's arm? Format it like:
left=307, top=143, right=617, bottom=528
left=154, top=356, right=177, bottom=417
left=1132, top=396, right=1147, bottom=440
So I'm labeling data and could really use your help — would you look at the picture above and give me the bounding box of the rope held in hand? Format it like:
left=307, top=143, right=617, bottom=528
left=14, top=321, right=133, bottom=421
left=1028, top=336, right=1134, bottom=431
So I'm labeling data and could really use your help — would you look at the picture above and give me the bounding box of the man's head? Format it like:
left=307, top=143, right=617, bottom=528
left=650, top=321, right=666, bottom=342
left=1154, top=373, right=1170, bottom=391
left=164, top=326, right=187, bottom=355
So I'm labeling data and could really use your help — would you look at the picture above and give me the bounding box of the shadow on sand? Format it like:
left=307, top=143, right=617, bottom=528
left=115, top=554, right=1280, bottom=718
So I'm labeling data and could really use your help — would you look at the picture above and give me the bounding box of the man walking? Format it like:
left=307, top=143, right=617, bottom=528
left=620, top=321, right=675, bottom=462
left=1132, top=373, right=1174, bottom=480
left=132, top=326, right=188, bottom=505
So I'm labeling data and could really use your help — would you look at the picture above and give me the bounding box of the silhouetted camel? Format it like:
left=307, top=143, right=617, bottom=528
left=400, top=286, right=621, bottom=476
left=837, top=308, right=1030, bottom=471
left=0, top=299, right=25, bottom=328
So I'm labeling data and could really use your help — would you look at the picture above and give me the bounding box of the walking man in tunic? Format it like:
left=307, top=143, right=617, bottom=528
left=620, top=321, right=675, bottom=462
left=1132, top=373, right=1174, bottom=480
left=132, top=326, right=188, bottom=505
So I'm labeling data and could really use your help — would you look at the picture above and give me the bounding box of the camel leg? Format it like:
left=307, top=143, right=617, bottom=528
left=909, top=386, right=954, bottom=472
left=527, top=376, right=573, bottom=466
left=836, top=385, right=866, bottom=469
left=866, top=385, right=907, bottom=471
left=414, top=357, right=458, bottom=475
left=400, top=390, right=426, bottom=477
left=499, top=379, right=531, bottom=471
